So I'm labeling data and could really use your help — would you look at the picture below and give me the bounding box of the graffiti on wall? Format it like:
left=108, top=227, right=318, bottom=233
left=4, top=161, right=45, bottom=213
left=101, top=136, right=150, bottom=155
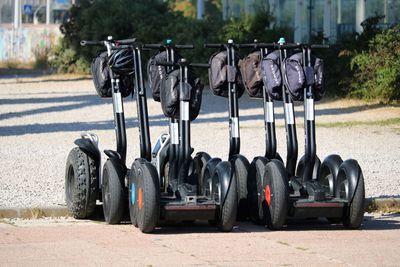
left=0, top=26, right=61, bottom=62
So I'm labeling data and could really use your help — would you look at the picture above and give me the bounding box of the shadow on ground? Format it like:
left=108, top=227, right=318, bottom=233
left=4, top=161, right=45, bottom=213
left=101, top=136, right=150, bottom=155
left=1, top=88, right=393, bottom=136
left=89, top=204, right=400, bottom=234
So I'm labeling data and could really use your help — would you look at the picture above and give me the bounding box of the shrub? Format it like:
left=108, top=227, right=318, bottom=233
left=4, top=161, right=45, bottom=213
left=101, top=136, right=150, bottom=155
left=350, top=26, right=400, bottom=102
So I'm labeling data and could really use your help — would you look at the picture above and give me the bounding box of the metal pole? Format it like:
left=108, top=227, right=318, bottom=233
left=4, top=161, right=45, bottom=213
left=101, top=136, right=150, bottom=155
left=294, top=0, right=303, bottom=43
left=384, top=0, right=388, bottom=24
left=46, top=0, right=51, bottom=24
left=356, top=0, right=366, bottom=33
left=337, top=0, right=342, bottom=24
left=223, top=0, right=228, bottom=20
left=197, top=0, right=204, bottom=20
left=308, top=0, right=313, bottom=42
left=323, top=0, right=331, bottom=41
left=14, top=0, right=20, bottom=29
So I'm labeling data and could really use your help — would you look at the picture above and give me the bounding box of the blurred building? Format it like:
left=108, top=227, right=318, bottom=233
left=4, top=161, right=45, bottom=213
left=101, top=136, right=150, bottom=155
left=222, top=0, right=399, bottom=43
left=1, top=0, right=399, bottom=63
left=0, top=0, right=73, bottom=63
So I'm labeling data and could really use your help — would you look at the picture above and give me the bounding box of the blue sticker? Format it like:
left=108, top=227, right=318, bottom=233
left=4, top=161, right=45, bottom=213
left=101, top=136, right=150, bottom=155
left=131, top=183, right=135, bottom=205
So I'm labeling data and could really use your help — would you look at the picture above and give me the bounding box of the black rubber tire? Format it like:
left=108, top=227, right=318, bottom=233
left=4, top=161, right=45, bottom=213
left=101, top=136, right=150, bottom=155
left=102, top=159, right=125, bottom=224
left=296, top=155, right=321, bottom=180
left=248, top=157, right=269, bottom=225
left=65, top=147, right=99, bottom=219
left=193, top=152, right=211, bottom=190
left=128, top=160, right=140, bottom=227
left=262, top=159, right=288, bottom=230
left=336, top=160, right=365, bottom=229
left=231, top=155, right=250, bottom=221
left=135, top=161, right=160, bottom=233
left=214, top=162, right=238, bottom=232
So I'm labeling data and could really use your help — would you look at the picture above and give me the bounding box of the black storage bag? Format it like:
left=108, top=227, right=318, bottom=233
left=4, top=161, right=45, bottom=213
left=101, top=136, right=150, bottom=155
left=147, top=50, right=182, bottom=102
left=239, top=51, right=263, bottom=98
left=284, top=53, right=325, bottom=101
left=90, top=51, right=133, bottom=98
left=312, top=57, right=324, bottom=101
left=160, top=68, right=203, bottom=121
left=283, top=52, right=306, bottom=101
left=261, top=50, right=283, bottom=100
left=208, top=50, right=245, bottom=98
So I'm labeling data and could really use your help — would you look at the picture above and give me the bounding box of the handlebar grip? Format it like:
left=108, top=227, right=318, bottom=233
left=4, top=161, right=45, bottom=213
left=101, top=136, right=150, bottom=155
left=143, top=44, right=163, bottom=49
left=115, top=38, right=136, bottom=45
left=80, top=40, right=104, bottom=46
left=155, top=60, right=177, bottom=67
left=238, top=43, right=276, bottom=49
left=189, top=63, right=210, bottom=68
left=279, top=43, right=302, bottom=49
left=310, top=44, right=330, bottom=49
left=237, top=44, right=257, bottom=48
left=204, top=43, right=224, bottom=49
left=175, top=44, right=194, bottom=49
left=111, top=45, right=133, bottom=50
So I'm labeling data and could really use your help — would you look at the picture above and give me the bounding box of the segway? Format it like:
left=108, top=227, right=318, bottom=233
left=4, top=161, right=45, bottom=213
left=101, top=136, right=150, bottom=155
left=129, top=44, right=238, bottom=233
left=276, top=38, right=365, bottom=228
left=237, top=41, right=289, bottom=229
left=65, top=36, right=137, bottom=224
left=204, top=40, right=250, bottom=221
left=141, top=40, right=212, bottom=198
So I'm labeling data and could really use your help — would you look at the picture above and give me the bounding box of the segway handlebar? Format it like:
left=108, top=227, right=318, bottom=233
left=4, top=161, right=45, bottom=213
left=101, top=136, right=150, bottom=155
left=204, top=43, right=225, bottom=49
left=277, top=43, right=302, bottom=49
left=80, top=38, right=136, bottom=47
left=237, top=43, right=276, bottom=49
left=115, top=38, right=137, bottom=45
left=155, top=60, right=209, bottom=69
left=143, top=44, right=194, bottom=49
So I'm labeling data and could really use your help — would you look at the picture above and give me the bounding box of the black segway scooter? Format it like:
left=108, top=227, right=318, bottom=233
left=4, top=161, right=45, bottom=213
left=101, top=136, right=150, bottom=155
left=143, top=40, right=212, bottom=197
left=129, top=56, right=238, bottom=233
left=65, top=36, right=137, bottom=224
left=203, top=40, right=250, bottom=220
left=237, top=41, right=289, bottom=229
left=277, top=39, right=365, bottom=228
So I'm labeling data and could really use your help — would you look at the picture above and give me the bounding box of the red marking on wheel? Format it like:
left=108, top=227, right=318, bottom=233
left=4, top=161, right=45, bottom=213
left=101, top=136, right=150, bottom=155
left=265, top=185, right=271, bottom=206
left=138, top=187, right=143, bottom=210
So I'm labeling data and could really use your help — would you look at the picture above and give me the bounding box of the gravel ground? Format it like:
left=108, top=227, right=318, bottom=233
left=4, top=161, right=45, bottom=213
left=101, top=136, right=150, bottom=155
left=0, top=77, right=399, bottom=208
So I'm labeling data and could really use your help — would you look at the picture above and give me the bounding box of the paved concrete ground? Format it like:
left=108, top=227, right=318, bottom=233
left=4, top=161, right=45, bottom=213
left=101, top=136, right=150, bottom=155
left=0, top=213, right=399, bottom=266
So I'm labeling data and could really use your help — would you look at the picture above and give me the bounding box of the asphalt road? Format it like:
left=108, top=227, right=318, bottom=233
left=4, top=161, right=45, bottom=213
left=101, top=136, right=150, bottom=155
left=0, top=213, right=399, bottom=266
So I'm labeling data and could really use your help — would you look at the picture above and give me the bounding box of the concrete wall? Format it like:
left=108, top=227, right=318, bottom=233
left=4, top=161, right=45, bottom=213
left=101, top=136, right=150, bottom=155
left=0, top=24, right=61, bottom=63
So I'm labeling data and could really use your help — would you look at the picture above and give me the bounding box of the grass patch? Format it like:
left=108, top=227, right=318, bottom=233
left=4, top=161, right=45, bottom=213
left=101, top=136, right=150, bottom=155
left=295, top=246, right=309, bottom=251
left=277, top=241, right=290, bottom=246
left=29, top=208, right=46, bottom=219
left=316, top=118, right=400, bottom=128
left=366, top=198, right=400, bottom=213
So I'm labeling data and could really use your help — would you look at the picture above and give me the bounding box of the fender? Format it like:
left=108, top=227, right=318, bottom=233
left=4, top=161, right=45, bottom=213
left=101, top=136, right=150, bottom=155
left=74, top=138, right=100, bottom=161
left=202, top=157, right=221, bottom=197
left=296, top=154, right=321, bottom=180
left=74, top=133, right=100, bottom=160
left=319, top=154, right=343, bottom=196
left=336, top=159, right=362, bottom=203
left=215, top=161, right=232, bottom=206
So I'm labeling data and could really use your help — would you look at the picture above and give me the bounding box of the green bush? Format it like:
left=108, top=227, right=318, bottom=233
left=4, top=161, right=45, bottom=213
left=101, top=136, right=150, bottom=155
left=350, top=26, right=400, bottom=102
left=320, top=15, right=392, bottom=98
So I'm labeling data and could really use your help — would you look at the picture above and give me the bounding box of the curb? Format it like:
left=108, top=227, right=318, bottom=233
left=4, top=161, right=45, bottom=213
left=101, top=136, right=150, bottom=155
left=0, top=198, right=399, bottom=220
